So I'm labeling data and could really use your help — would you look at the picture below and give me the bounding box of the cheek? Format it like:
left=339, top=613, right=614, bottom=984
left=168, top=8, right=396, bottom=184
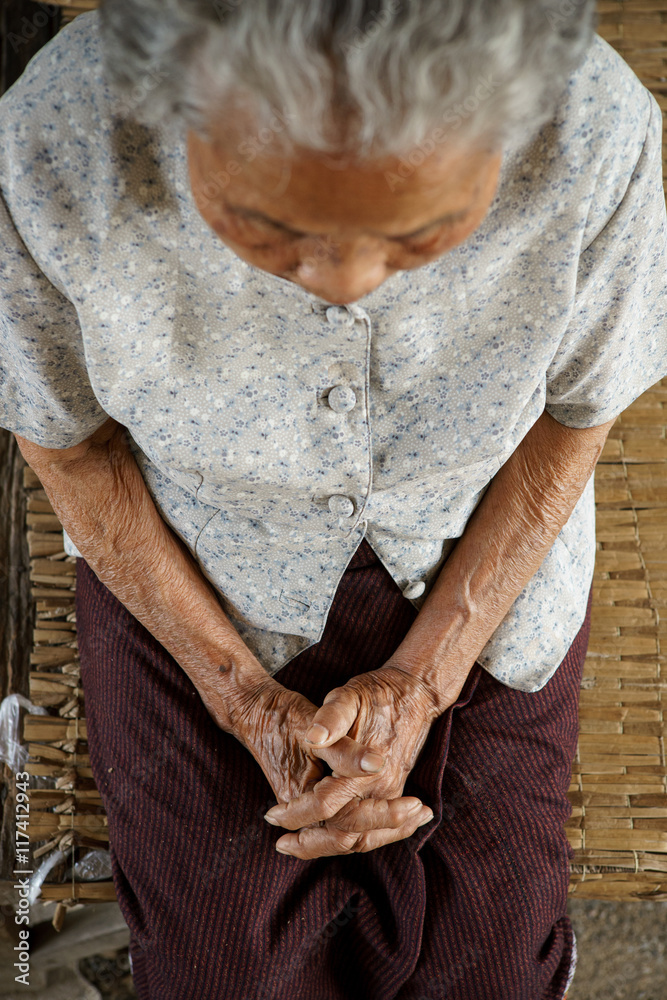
left=210, top=229, right=297, bottom=270
left=396, top=215, right=488, bottom=267
left=390, top=236, right=462, bottom=269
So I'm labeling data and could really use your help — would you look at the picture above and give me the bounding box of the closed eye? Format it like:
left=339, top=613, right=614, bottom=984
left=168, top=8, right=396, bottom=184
left=218, top=200, right=467, bottom=252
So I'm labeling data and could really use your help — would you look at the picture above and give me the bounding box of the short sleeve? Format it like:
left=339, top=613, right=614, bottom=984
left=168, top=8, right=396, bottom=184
left=544, top=89, right=667, bottom=429
left=0, top=187, right=109, bottom=448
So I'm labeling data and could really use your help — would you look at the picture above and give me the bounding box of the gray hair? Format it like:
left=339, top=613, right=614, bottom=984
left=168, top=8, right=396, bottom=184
left=98, top=0, right=598, bottom=159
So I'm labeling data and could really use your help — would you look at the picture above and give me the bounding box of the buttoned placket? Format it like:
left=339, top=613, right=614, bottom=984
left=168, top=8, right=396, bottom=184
left=311, top=299, right=428, bottom=601
left=313, top=301, right=374, bottom=540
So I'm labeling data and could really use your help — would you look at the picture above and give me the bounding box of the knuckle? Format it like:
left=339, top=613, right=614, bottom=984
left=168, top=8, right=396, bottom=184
left=336, top=830, right=355, bottom=849
left=312, top=776, right=347, bottom=814
left=332, top=797, right=365, bottom=830
left=313, top=775, right=338, bottom=795
left=337, top=830, right=365, bottom=853
left=323, top=685, right=347, bottom=702
left=295, top=829, right=315, bottom=851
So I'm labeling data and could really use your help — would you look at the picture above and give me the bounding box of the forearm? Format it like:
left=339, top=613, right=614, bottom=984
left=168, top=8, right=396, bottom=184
left=386, top=409, right=615, bottom=711
left=14, top=419, right=271, bottom=730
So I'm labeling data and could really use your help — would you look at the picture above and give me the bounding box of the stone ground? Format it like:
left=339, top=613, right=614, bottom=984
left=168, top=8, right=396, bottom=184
left=75, top=901, right=667, bottom=999
left=566, top=899, right=666, bottom=1000
left=78, top=951, right=136, bottom=999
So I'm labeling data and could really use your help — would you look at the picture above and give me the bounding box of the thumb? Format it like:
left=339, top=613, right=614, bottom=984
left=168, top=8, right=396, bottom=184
left=304, top=685, right=361, bottom=747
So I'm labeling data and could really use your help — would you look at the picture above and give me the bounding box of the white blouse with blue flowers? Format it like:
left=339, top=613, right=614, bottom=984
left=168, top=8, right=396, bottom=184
left=1, top=11, right=666, bottom=692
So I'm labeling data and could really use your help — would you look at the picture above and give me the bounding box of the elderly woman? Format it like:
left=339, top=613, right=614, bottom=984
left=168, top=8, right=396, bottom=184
left=2, top=0, right=666, bottom=996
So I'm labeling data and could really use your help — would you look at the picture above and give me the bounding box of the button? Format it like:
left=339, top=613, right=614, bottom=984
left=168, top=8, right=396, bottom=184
left=327, top=385, right=357, bottom=413
left=403, top=581, right=426, bottom=600
left=326, top=306, right=355, bottom=327
left=328, top=494, right=355, bottom=517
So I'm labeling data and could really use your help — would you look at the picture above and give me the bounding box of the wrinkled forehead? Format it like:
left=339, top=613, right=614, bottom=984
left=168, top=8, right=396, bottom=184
left=189, top=103, right=502, bottom=226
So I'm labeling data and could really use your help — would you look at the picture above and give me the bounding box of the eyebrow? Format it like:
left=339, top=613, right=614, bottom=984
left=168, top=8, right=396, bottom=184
left=223, top=201, right=470, bottom=241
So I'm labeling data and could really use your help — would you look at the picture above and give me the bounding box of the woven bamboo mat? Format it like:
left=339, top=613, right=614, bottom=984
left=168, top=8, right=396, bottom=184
left=45, top=0, right=98, bottom=26
left=17, top=0, right=667, bottom=925
left=22, top=466, right=115, bottom=929
left=566, top=378, right=667, bottom=901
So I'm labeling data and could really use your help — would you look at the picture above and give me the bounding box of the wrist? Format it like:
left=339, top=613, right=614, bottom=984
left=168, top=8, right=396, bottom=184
left=380, top=593, right=480, bottom=715
left=380, top=651, right=473, bottom=718
left=187, top=642, right=274, bottom=735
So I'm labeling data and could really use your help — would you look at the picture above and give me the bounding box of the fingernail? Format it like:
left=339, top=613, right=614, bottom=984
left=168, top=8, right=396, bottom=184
left=418, top=810, right=434, bottom=826
left=407, top=800, right=423, bottom=813
left=306, top=724, right=329, bottom=744
left=276, top=846, right=292, bottom=855
left=264, top=813, right=280, bottom=826
left=360, top=752, right=385, bottom=772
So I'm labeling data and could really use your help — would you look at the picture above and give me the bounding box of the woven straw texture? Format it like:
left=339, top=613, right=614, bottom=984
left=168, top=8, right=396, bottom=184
left=20, top=0, right=667, bottom=922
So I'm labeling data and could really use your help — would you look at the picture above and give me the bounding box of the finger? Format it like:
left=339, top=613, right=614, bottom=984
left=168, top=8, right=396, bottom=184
left=312, top=734, right=387, bottom=778
left=274, top=806, right=435, bottom=860
left=303, top=686, right=361, bottom=748
left=346, top=806, right=435, bottom=853
left=264, top=775, right=364, bottom=829
left=265, top=777, right=424, bottom=831
left=326, top=796, right=428, bottom=833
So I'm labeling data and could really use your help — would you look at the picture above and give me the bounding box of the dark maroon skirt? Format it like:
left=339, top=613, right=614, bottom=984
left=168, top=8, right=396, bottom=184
left=75, top=537, right=591, bottom=1000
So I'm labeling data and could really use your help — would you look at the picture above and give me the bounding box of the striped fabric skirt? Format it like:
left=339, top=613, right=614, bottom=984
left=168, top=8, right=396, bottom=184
left=75, top=537, right=590, bottom=999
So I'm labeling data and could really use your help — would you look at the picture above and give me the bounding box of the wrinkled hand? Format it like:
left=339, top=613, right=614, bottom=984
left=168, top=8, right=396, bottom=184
left=262, top=665, right=453, bottom=859
left=223, top=674, right=427, bottom=836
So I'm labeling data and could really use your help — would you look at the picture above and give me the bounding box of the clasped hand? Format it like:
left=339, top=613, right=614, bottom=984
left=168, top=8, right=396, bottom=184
left=228, top=663, right=460, bottom=859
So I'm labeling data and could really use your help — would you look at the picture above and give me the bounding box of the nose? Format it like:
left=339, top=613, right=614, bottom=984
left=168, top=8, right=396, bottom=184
left=294, top=242, right=392, bottom=305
